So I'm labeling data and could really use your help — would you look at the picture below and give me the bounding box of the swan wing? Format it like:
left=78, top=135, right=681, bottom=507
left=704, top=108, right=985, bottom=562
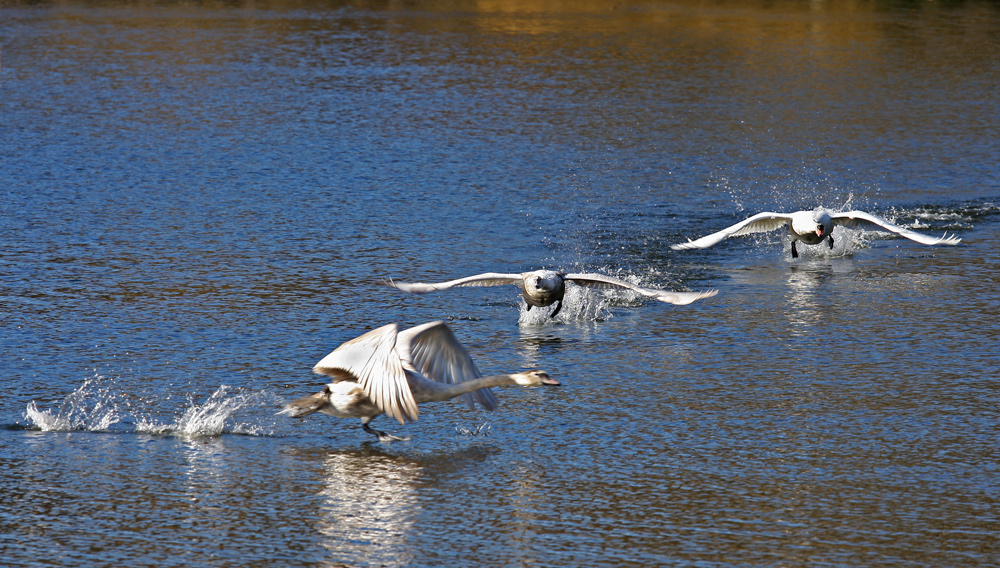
left=385, top=273, right=525, bottom=293
left=565, top=273, right=719, bottom=305
left=670, top=212, right=794, bottom=250
left=312, top=323, right=418, bottom=424
left=398, top=321, right=497, bottom=411
left=832, top=211, right=962, bottom=246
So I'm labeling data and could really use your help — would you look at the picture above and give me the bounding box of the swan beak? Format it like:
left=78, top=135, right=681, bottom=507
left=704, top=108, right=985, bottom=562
left=816, top=228, right=824, bottom=236
left=542, top=376, right=561, bottom=386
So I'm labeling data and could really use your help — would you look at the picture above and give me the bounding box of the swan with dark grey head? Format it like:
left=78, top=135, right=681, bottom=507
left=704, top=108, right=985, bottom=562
left=386, top=269, right=717, bottom=317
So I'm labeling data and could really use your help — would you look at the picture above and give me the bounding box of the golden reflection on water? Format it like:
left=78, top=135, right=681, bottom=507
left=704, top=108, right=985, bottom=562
left=314, top=447, right=421, bottom=566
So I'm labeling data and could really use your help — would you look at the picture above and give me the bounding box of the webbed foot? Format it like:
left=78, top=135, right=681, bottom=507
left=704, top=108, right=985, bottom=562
left=363, top=423, right=409, bottom=442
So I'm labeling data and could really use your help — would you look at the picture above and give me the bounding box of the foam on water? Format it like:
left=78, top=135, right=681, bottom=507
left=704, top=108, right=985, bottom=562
left=23, top=375, right=283, bottom=438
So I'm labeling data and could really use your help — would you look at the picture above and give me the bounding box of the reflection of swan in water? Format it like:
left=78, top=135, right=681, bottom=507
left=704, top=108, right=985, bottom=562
left=316, top=446, right=420, bottom=563
left=281, top=321, right=559, bottom=441
left=386, top=269, right=717, bottom=317
left=784, top=268, right=828, bottom=334
left=671, top=208, right=961, bottom=258
left=302, top=444, right=500, bottom=565
left=784, top=261, right=853, bottom=334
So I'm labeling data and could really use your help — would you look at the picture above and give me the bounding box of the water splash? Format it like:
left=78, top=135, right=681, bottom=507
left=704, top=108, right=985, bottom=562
left=137, top=385, right=282, bottom=438
left=517, top=284, right=614, bottom=325
left=455, top=422, right=491, bottom=436
left=780, top=225, right=869, bottom=260
left=23, top=375, right=125, bottom=432
left=24, top=377, right=282, bottom=438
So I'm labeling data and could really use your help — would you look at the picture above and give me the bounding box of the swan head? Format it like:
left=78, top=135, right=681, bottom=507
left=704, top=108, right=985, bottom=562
left=524, top=271, right=564, bottom=293
left=792, top=209, right=834, bottom=239
left=520, top=271, right=567, bottom=307
left=510, top=370, right=560, bottom=386
left=812, top=209, right=834, bottom=237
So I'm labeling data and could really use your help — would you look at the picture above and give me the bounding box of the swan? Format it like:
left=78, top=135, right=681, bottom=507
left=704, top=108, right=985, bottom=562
left=386, top=270, right=717, bottom=317
left=280, top=321, right=559, bottom=441
left=670, top=208, right=961, bottom=258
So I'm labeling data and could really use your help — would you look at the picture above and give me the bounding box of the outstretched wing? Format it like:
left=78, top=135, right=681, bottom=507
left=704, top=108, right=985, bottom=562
left=670, top=212, right=794, bottom=250
left=385, top=272, right=525, bottom=293
left=397, top=321, right=497, bottom=412
left=565, top=273, right=718, bottom=305
left=312, top=323, right=418, bottom=424
left=831, top=211, right=962, bottom=246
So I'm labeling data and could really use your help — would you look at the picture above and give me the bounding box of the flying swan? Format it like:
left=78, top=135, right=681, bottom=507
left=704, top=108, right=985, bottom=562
left=280, top=321, right=559, bottom=441
left=670, top=208, right=961, bottom=258
left=386, top=270, right=718, bottom=317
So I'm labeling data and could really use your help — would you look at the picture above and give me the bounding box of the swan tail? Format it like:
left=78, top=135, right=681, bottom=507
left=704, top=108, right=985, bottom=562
left=278, top=389, right=329, bottom=418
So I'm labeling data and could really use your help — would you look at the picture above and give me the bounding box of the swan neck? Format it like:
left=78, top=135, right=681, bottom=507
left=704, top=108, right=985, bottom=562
left=412, top=374, right=517, bottom=403
left=446, top=374, right=518, bottom=394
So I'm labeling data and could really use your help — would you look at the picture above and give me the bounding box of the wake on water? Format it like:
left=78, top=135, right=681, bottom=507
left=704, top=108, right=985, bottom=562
left=23, top=374, right=284, bottom=437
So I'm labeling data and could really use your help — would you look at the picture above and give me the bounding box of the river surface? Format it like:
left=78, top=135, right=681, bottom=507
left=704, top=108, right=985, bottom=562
left=2, top=1, right=999, bottom=566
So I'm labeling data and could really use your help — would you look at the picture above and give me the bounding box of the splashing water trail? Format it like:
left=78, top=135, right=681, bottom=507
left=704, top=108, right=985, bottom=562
left=24, top=376, right=283, bottom=437
left=191, top=387, right=276, bottom=436
left=139, top=386, right=282, bottom=437
left=23, top=374, right=125, bottom=432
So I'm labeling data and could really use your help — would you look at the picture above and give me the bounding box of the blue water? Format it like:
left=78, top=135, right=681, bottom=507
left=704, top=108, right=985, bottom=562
left=2, top=1, right=999, bottom=566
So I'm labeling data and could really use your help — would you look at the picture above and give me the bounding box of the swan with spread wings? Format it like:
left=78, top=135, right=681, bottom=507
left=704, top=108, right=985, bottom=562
left=671, top=209, right=961, bottom=258
left=280, top=321, right=559, bottom=441
left=386, top=270, right=717, bottom=317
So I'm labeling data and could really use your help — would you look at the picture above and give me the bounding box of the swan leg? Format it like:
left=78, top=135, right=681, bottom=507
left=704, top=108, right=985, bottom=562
left=828, top=235, right=835, bottom=249
left=791, top=241, right=799, bottom=259
left=549, top=300, right=563, bottom=318
left=362, top=421, right=408, bottom=442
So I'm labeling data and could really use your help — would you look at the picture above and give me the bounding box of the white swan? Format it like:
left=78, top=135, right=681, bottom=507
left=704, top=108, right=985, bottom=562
left=671, top=208, right=961, bottom=258
left=386, top=270, right=717, bottom=317
left=280, top=321, right=559, bottom=441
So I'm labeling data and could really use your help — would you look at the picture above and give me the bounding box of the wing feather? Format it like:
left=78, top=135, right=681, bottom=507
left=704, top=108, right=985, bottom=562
left=385, top=273, right=525, bottom=294
left=671, top=212, right=794, bottom=250
left=831, top=211, right=962, bottom=246
left=565, top=273, right=718, bottom=305
left=398, top=321, right=497, bottom=411
left=312, top=323, right=418, bottom=424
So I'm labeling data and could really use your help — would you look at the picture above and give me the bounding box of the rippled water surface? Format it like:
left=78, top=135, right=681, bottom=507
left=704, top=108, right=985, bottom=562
left=2, top=1, right=999, bottom=566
